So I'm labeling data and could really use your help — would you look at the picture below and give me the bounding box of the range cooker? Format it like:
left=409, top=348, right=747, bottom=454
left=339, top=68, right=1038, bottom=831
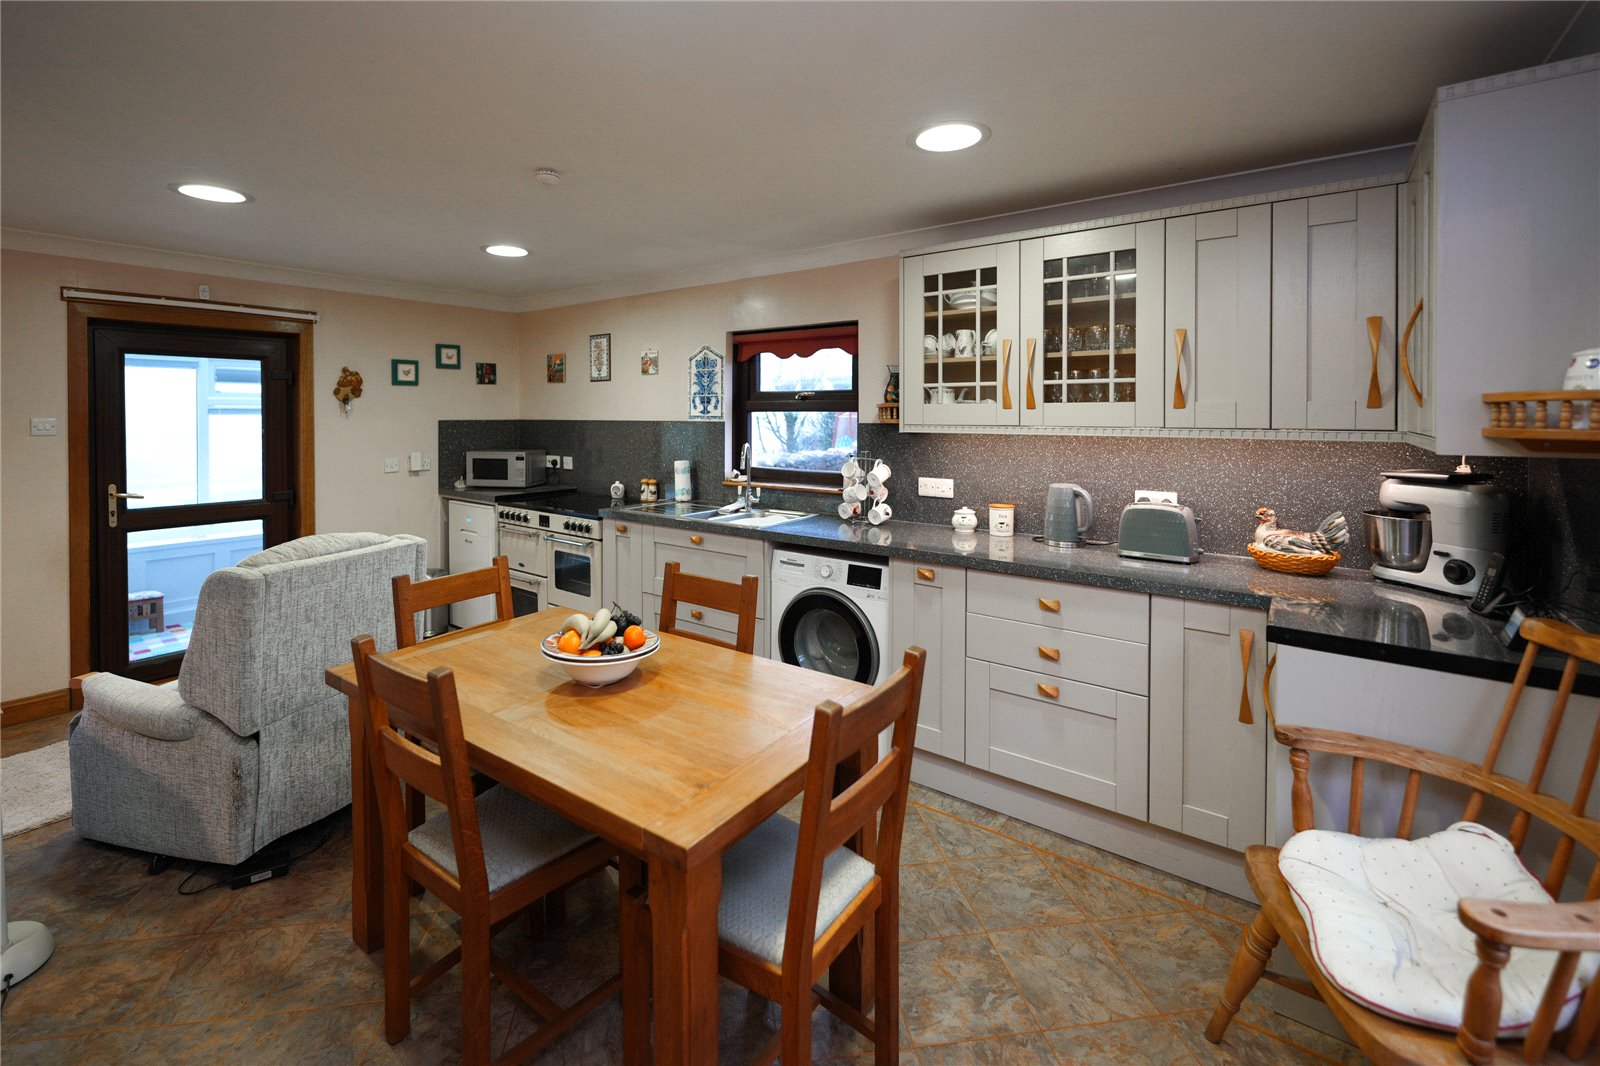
left=496, top=492, right=610, bottom=616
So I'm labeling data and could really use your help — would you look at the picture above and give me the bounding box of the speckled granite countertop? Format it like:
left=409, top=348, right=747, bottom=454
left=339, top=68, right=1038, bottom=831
left=438, top=488, right=528, bottom=506
left=610, top=504, right=1597, bottom=696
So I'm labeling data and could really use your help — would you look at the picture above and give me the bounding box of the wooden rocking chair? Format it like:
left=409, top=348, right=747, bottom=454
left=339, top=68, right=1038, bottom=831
left=1206, top=617, right=1600, bottom=1064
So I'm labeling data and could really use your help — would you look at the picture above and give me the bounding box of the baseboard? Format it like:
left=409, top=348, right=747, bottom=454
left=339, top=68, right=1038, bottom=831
left=1, top=688, right=72, bottom=726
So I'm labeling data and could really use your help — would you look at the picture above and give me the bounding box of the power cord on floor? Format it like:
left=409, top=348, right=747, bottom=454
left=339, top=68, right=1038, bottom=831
left=175, top=821, right=333, bottom=896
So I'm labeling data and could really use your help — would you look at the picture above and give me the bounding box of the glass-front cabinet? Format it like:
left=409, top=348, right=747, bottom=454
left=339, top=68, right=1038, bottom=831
left=900, top=244, right=1021, bottom=427
left=1019, top=222, right=1166, bottom=427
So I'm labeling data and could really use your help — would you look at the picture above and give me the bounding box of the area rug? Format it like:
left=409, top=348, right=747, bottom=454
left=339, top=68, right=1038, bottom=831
left=2, top=741, right=71, bottom=836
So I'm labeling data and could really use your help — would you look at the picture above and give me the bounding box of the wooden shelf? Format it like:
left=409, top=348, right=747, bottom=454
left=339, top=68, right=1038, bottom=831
left=1481, top=428, right=1600, bottom=452
left=1482, top=390, right=1600, bottom=450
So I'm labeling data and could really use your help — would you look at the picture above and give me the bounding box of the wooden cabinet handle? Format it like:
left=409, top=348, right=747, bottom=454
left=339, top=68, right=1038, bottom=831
left=689, top=535, right=703, bottom=545
left=1365, top=316, right=1384, bottom=409
left=614, top=523, right=628, bottom=533
left=1038, top=597, right=1060, bottom=613
left=1037, top=683, right=1059, bottom=700
left=1172, top=328, right=1187, bottom=410
left=1399, top=298, right=1424, bottom=407
left=1025, top=338, right=1037, bottom=410
left=1263, top=651, right=1278, bottom=732
left=916, top=567, right=935, bottom=582
left=1038, top=646, right=1060, bottom=662
left=690, top=609, right=703, bottom=621
left=1238, top=629, right=1255, bottom=724
left=1001, top=338, right=1013, bottom=410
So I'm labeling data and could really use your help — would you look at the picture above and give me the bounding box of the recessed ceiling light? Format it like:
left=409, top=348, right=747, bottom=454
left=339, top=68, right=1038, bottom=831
left=170, top=183, right=252, bottom=204
left=484, top=245, right=529, bottom=258
left=912, top=123, right=989, bottom=153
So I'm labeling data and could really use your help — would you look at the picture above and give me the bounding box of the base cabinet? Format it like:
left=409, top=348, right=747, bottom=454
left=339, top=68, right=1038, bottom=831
left=601, top=518, right=644, bottom=618
left=1149, top=597, right=1270, bottom=851
left=637, top=525, right=768, bottom=655
left=888, top=560, right=966, bottom=760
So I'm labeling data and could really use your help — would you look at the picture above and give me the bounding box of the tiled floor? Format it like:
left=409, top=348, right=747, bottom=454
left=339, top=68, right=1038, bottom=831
left=1, top=782, right=1364, bottom=1065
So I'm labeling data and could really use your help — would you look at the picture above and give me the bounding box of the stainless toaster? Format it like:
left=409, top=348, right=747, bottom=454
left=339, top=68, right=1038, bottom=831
left=1117, top=501, right=1201, bottom=564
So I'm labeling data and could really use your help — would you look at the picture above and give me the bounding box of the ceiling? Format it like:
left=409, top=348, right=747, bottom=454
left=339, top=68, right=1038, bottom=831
left=1, top=2, right=1586, bottom=311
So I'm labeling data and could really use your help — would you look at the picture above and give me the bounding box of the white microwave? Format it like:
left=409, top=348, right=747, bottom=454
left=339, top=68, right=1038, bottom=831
left=465, top=450, right=546, bottom=488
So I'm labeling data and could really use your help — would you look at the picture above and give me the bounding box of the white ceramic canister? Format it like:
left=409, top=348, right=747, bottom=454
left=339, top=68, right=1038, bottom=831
left=610, top=480, right=626, bottom=501
left=951, top=506, right=978, bottom=532
left=988, top=503, right=1015, bottom=537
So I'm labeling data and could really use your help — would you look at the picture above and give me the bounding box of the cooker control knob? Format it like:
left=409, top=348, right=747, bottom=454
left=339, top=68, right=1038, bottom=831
left=818, top=564, right=834, bottom=580
left=1443, top=559, right=1476, bottom=585
left=581, top=522, right=592, bottom=534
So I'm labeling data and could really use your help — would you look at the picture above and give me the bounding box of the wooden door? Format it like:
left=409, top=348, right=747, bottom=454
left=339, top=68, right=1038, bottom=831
left=888, top=559, right=966, bottom=760
left=902, top=244, right=1021, bottom=427
left=89, top=322, right=298, bottom=680
left=1272, top=186, right=1398, bottom=430
left=1164, top=206, right=1272, bottom=429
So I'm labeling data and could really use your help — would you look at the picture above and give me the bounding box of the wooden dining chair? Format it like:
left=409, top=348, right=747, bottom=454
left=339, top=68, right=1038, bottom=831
left=658, top=560, right=760, bottom=654
left=1206, top=618, right=1600, bottom=1065
left=392, top=555, right=514, bottom=648
left=716, top=645, right=927, bottom=1066
left=350, top=634, right=621, bottom=1065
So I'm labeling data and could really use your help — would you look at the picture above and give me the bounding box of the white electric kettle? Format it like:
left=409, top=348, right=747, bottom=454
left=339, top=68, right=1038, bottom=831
left=1044, top=483, right=1094, bottom=547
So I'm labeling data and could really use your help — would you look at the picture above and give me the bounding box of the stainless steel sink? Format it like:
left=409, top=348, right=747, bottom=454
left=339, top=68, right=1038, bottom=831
left=691, top=508, right=813, bottom=528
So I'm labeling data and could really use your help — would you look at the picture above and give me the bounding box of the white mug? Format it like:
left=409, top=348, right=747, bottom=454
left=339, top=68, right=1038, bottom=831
left=955, top=329, right=977, bottom=359
left=940, top=333, right=956, bottom=355
left=840, top=458, right=862, bottom=480
left=843, top=483, right=868, bottom=503
left=988, top=503, right=1015, bottom=537
left=870, top=459, right=891, bottom=482
left=923, top=334, right=939, bottom=357
left=838, top=500, right=859, bottom=520
left=868, top=502, right=892, bottom=525
left=866, top=470, right=887, bottom=491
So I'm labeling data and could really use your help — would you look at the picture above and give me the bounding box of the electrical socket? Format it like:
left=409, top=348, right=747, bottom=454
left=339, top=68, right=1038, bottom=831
left=545, top=456, right=561, bottom=469
left=918, top=477, right=954, bottom=498
left=383, top=458, right=400, bottom=474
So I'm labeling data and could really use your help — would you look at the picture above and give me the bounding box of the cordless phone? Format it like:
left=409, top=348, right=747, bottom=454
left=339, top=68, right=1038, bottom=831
left=1469, top=552, right=1508, bottom=616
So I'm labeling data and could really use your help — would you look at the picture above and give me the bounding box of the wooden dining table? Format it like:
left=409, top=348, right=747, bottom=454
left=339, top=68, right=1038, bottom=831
left=324, top=608, right=874, bottom=1063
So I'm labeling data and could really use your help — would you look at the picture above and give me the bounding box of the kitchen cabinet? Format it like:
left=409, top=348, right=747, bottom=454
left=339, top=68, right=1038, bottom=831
left=888, top=560, right=966, bottom=760
left=1271, top=187, right=1397, bottom=431
left=1406, top=57, right=1599, bottom=457
left=900, top=243, right=1020, bottom=427
left=964, top=571, right=1149, bottom=819
left=1148, top=597, right=1269, bottom=851
left=601, top=516, right=643, bottom=617
left=640, top=525, right=768, bottom=654
left=1020, top=221, right=1166, bottom=428
left=1163, top=207, right=1271, bottom=429
left=1396, top=123, right=1435, bottom=445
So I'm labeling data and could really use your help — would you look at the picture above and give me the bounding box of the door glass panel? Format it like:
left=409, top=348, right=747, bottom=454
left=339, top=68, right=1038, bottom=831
left=921, top=264, right=1000, bottom=407
left=1045, top=243, right=1137, bottom=407
left=126, top=519, right=263, bottom=663
left=125, top=354, right=263, bottom=508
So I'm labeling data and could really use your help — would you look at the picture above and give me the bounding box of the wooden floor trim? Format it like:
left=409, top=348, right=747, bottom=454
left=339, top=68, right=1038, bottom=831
left=2, top=688, right=72, bottom=726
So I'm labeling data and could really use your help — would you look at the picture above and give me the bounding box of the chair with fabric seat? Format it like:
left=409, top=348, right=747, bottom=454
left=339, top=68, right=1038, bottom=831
left=391, top=555, right=514, bottom=648
left=1205, top=618, right=1600, bottom=1065
left=350, top=634, right=621, bottom=1065
left=658, top=561, right=759, bottom=654
left=716, top=645, right=926, bottom=1066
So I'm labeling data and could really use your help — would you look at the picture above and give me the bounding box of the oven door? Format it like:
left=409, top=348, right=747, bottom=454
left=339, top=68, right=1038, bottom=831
left=498, top=524, right=544, bottom=584
left=508, top=572, right=542, bottom=617
left=543, top=532, right=601, bottom=615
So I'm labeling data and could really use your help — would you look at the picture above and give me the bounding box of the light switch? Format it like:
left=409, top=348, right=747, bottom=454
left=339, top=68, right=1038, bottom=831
left=384, top=458, right=400, bottom=474
left=562, top=455, right=573, bottom=470
left=30, top=418, right=58, bottom=436
left=409, top=451, right=424, bottom=472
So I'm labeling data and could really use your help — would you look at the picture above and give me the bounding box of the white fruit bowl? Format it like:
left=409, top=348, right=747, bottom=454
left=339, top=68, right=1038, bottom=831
left=540, top=630, right=660, bottom=687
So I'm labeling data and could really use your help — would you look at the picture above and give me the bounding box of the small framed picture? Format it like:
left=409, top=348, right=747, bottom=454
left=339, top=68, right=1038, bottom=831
left=547, top=352, right=566, bottom=383
left=476, top=362, right=497, bottom=385
left=391, top=359, right=419, bottom=386
left=589, top=333, right=611, bottom=382
left=641, top=348, right=659, bottom=376
left=435, top=343, right=461, bottom=369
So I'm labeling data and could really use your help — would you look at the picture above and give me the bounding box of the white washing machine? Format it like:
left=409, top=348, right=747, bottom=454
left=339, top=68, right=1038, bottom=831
left=770, top=548, right=892, bottom=685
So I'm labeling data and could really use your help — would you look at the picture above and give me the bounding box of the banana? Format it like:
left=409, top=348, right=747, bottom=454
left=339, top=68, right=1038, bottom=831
left=561, top=612, right=590, bottom=636
left=582, top=619, right=617, bottom=651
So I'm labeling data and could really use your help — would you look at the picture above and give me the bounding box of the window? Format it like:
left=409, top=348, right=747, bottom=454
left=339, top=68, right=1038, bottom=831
left=731, top=323, right=858, bottom=486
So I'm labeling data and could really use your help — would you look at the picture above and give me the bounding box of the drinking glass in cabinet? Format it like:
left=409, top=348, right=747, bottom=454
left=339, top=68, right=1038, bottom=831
left=1114, top=323, right=1135, bottom=349
left=1085, top=324, right=1109, bottom=351
left=1044, top=326, right=1062, bottom=353
left=1067, top=325, right=1084, bottom=352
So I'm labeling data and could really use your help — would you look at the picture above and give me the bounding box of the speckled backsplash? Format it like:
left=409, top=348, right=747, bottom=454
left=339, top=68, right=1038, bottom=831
left=437, top=418, right=1597, bottom=609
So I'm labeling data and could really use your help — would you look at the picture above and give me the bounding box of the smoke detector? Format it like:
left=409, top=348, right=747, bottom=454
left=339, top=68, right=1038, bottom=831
left=533, top=168, right=562, bottom=187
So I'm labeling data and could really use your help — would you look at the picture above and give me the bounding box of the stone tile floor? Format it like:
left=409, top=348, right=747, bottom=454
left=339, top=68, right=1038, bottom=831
left=1, top=783, right=1364, bottom=1064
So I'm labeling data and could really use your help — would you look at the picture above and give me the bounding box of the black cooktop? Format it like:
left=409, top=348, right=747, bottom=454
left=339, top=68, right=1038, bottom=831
left=498, top=491, right=612, bottom=520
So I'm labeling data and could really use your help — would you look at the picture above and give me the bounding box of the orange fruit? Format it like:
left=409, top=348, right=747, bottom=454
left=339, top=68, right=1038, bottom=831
left=581, top=648, right=603, bottom=657
left=557, top=630, right=583, bottom=655
left=622, top=625, right=646, bottom=650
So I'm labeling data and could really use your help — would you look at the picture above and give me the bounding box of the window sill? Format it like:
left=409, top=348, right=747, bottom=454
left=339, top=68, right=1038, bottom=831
left=722, top=479, right=842, bottom=496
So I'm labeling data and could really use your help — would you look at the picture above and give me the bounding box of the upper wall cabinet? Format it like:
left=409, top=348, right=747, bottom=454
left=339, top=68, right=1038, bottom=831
left=1271, top=186, right=1397, bottom=432
left=1020, top=222, right=1166, bottom=428
left=1164, top=207, right=1271, bottom=430
left=1397, top=127, right=1435, bottom=444
left=901, top=244, right=1021, bottom=427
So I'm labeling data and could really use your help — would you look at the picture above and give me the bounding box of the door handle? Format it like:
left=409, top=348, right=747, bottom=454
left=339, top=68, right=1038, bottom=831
left=107, top=483, right=144, bottom=528
left=916, top=567, right=935, bottom=582
left=1038, top=646, right=1060, bottom=662
left=1365, top=316, right=1384, bottom=409
left=542, top=534, right=590, bottom=549
left=690, top=535, right=703, bottom=545
left=1037, top=683, right=1059, bottom=700
left=1025, top=338, right=1037, bottom=410
left=1399, top=299, right=1424, bottom=407
left=1238, top=629, right=1256, bottom=724
left=690, top=609, right=704, bottom=621
left=1172, top=328, right=1188, bottom=410
left=614, top=523, right=628, bottom=534
left=1038, top=597, right=1060, bottom=613
left=1000, top=338, right=1013, bottom=410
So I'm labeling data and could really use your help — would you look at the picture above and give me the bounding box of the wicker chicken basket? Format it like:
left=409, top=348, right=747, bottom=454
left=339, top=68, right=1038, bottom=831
left=1247, top=543, right=1341, bottom=576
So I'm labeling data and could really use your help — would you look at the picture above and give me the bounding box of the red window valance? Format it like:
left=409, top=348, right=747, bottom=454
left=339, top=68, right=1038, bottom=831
left=732, top=324, right=858, bottom=363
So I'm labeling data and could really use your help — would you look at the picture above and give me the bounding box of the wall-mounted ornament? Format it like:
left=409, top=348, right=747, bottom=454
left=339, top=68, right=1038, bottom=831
left=641, top=348, right=659, bottom=375
left=435, top=343, right=461, bottom=369
left=476, top=362, right=498, bottom=385
left=391, top=359, right=419, bottom=386
left=589, top=333, right=611, bottom=381
left=547, top=352, right=566, bottom=383
left=687, top=345, right=724, bottom=421
left=333, top=366, right=364, bottom=416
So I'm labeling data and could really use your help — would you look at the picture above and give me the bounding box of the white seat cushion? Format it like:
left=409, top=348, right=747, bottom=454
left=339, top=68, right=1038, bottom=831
left=1280, top=821, right=1599, bottom=1034
left=409, top=785, right=596, bottom=893
left=719, top=813, right=877, bottom=965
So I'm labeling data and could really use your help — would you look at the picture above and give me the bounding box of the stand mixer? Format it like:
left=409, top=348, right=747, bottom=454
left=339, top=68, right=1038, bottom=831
left=1363, top=470, right=1509, bottom=598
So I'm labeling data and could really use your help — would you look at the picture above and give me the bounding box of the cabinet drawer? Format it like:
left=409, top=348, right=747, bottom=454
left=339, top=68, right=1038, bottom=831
left=967, top=571, right=1148, bottom=642
left=967, top=660, right=1148, bottom=819
left=967, top=615, right=1148, bottom=695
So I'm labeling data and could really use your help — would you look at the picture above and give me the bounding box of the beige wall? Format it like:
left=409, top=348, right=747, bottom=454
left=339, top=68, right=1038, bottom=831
left=517, top=257, right=900, bottom=423
left=1, top=249, right=520, bottom=699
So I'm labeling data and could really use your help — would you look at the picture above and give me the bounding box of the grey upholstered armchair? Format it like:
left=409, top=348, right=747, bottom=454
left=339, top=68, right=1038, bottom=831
left=69, top=532, right=429, bottom=866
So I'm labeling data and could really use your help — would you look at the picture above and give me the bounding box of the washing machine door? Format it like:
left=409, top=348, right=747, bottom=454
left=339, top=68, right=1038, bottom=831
left=777, top=588, right=880, bottom=685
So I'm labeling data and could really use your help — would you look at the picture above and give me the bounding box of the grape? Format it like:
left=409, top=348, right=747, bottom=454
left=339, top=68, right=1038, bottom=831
left=601, top=640, right=627, bottom=656
left=610, top=603, right=642, bottom=632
